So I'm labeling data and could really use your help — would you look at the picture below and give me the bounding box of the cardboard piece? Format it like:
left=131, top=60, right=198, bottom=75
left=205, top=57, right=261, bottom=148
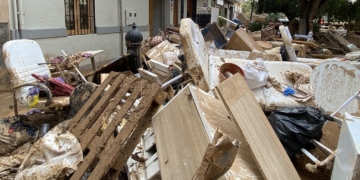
left=224, top=28, right=265, bottom=53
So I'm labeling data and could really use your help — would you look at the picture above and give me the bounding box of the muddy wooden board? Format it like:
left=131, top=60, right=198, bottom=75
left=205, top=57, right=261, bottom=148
left=310, top=60, right=360, bottom=114
left=216, top=74, right=300, bottom=180
left=189, top=85, right=263, bottom=179
left=145, top=40, right=179, bottom=63
left=152, top=85, right=263, bottom=179
left=224, top=28, right=265, bottom=53
left=153, top=86, right=212, bottom=180
left=180, top=18, right=210, bottom=92
left=68, top=72, right=163, bottom=180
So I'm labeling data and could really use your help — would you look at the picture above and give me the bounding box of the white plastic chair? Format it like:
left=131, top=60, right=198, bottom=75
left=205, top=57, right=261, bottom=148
left=3, top=39, right=68, bottom=115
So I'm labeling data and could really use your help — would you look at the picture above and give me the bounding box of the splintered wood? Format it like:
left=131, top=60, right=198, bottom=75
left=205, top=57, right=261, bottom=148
left=68, top=72, right=162, bottom=180
left=216, top=74, right=300, bottom=180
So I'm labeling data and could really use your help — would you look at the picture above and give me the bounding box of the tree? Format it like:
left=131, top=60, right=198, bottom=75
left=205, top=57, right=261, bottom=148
left=257, top=0, right=328, bottom=34
left=257, top=0, right=299, bottom=22
left=298, top=0, right=328, bottom=34
left=250, top=0, right=256, bottom=20
left=325, top=0, right=360, bottom=35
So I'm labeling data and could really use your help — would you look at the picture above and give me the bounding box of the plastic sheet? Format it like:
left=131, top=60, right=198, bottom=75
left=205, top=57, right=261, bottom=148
left=0, top=117, right=37, bottom=156
left=267, top=106, right=334, bottom=158
left=15, top=120, right=83, bottom=180
left=242, top=58, right=269, bottom=89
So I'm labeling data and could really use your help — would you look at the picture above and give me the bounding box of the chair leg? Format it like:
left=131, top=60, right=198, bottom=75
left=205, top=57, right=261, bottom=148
left=13, top=92, right=18, bottom=116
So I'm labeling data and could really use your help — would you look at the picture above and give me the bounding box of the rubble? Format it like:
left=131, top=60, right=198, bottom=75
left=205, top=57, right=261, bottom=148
left=1, top=13, right=360, bottom=180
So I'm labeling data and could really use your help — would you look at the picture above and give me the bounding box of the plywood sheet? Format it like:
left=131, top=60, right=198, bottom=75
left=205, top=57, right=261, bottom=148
left=152, top=87, right=211, bottom=180
left=224, top=28, right=265, bottom=53
left=180, top=18, right=209, bottom=91
left=145, top=40, right=180, bottom=63
left=189, top=86, right=263, bottom=179
left=216, top=74, right=300, bottom=180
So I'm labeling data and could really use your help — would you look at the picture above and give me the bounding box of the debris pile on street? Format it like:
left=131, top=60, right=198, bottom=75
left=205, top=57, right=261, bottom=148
left=1, top=16, right=360, bottom=180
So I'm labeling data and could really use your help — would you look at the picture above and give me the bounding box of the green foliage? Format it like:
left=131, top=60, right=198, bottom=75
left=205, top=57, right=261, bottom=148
left=313, top=23, right=321, bottom=33
left=247, top=21, right=269, bottom=32
left=325, top=0, right=360, bottom=26
left=265, top=13, right=284, bottom=22
left=242, top=0, right=253, bottom=18
left=218, top=15, right=226, bottom=27
left=257, top=0, right=299, bottom=21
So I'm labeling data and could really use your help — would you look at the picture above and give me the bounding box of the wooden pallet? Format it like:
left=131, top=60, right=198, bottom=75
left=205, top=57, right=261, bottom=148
left=68, top=71, right=164, bottom=180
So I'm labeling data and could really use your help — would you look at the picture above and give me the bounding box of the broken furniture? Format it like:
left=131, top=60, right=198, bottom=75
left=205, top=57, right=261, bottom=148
left=152, top=85, right=263, bottom=179
left=223, top=28, right=265, bottom=53
left=145, top=40, right=180, bottom=64
left=201, top=22, right=228, bottom=49
left=210, top=56, right=313, bottom=110
left=216, top=74, right=300, bottom=180
left=49, top=50, right=103, bottom=75
left=332, top=113, right=360, bottom=179
left=68, top=72, right=164, bottom=180
left=2, top=39, right=72, bottom=116
left=180, top=18, right=210, bottom=92
left=138, top=60, right=172, bottom=85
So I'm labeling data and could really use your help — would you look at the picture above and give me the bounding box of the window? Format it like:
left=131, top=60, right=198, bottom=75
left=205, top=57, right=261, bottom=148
left=65, top=0, right=95, bottom=35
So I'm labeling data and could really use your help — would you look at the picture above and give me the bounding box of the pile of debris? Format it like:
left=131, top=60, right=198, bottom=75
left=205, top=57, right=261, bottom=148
left=1, top=18, right=360, bottom=180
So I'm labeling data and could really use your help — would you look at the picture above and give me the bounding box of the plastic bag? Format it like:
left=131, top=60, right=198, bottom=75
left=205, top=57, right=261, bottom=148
left=0, top=117, right=37, bottom=156
left=242, top=58, right=269, bottom=89
left=27, top=87, right=40, bottom=108
left=15, top=120, right=83, bottom=180
left=267, top=106, right=334, bottom=159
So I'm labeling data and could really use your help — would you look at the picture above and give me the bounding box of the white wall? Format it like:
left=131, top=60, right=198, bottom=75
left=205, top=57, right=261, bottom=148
left=36, top=34, right=122, bottom=70
left=122, top=0, right=149, bottom=26
left=7, top=0, right=149, bottom=70
left=95, top=0, right=119, bottom=27
left=197, top=0, right=208, bottom=7
left=22, top=0, right=65, bottom=29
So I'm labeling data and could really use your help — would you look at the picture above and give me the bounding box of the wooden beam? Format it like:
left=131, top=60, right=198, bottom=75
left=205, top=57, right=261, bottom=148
left=215, top=74, right=300, bottom=180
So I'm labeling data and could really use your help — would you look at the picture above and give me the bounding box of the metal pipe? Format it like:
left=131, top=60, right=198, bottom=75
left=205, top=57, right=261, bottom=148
left=312, top=139, right=333, bottom=155
left=11, top=0, right=19, bottom=39
left=330, top=90, right=360, bottom=117
left=61, top=50, right=88, bottom=83
left=119, top=0, right=124, bottom=55
left=218, top=16, right=238, bottom=26
left=16, top=0, right=25, bottom=39
left=161, top=74, right=183, bottom=89
left=301, top=148, right=319, bottom=164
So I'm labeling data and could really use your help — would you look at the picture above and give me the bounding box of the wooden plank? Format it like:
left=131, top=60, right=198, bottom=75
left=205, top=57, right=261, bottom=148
left=78, top=76, right=138, bottom=150
left=215, top=74, right=300, bottom=180
left=145, top=41, right=179, bottom=63
left=74, top=0, right=80, bottom=34
left=70, top=73, right=126, bottom=137
left=88, top=83, right=160, bottom=180
left=189, top=85, right=263, bottom=179
left=70, top=79, right=148, bottom=180
left=224, top=28, right=265, bottom=53
left=68, top=71, right=118, bottom=131
left=108, top=103, right=160, bottom=179
left=180, top=19, right=210, bottom=92
left=152, top=87, right=211, bottom=180
left=138, top=68, right=161, bottom=84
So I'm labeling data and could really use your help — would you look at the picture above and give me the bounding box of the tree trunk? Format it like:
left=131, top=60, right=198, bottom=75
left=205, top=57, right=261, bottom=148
left=250, top=0, right=255, bottom=20
left=298, top=0, right=328, bottom=34
left=299, top=0, right=310, bottom=34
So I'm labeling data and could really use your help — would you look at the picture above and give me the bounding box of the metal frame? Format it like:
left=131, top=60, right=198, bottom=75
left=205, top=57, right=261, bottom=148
left=301, top=89, right=360, bottom=172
